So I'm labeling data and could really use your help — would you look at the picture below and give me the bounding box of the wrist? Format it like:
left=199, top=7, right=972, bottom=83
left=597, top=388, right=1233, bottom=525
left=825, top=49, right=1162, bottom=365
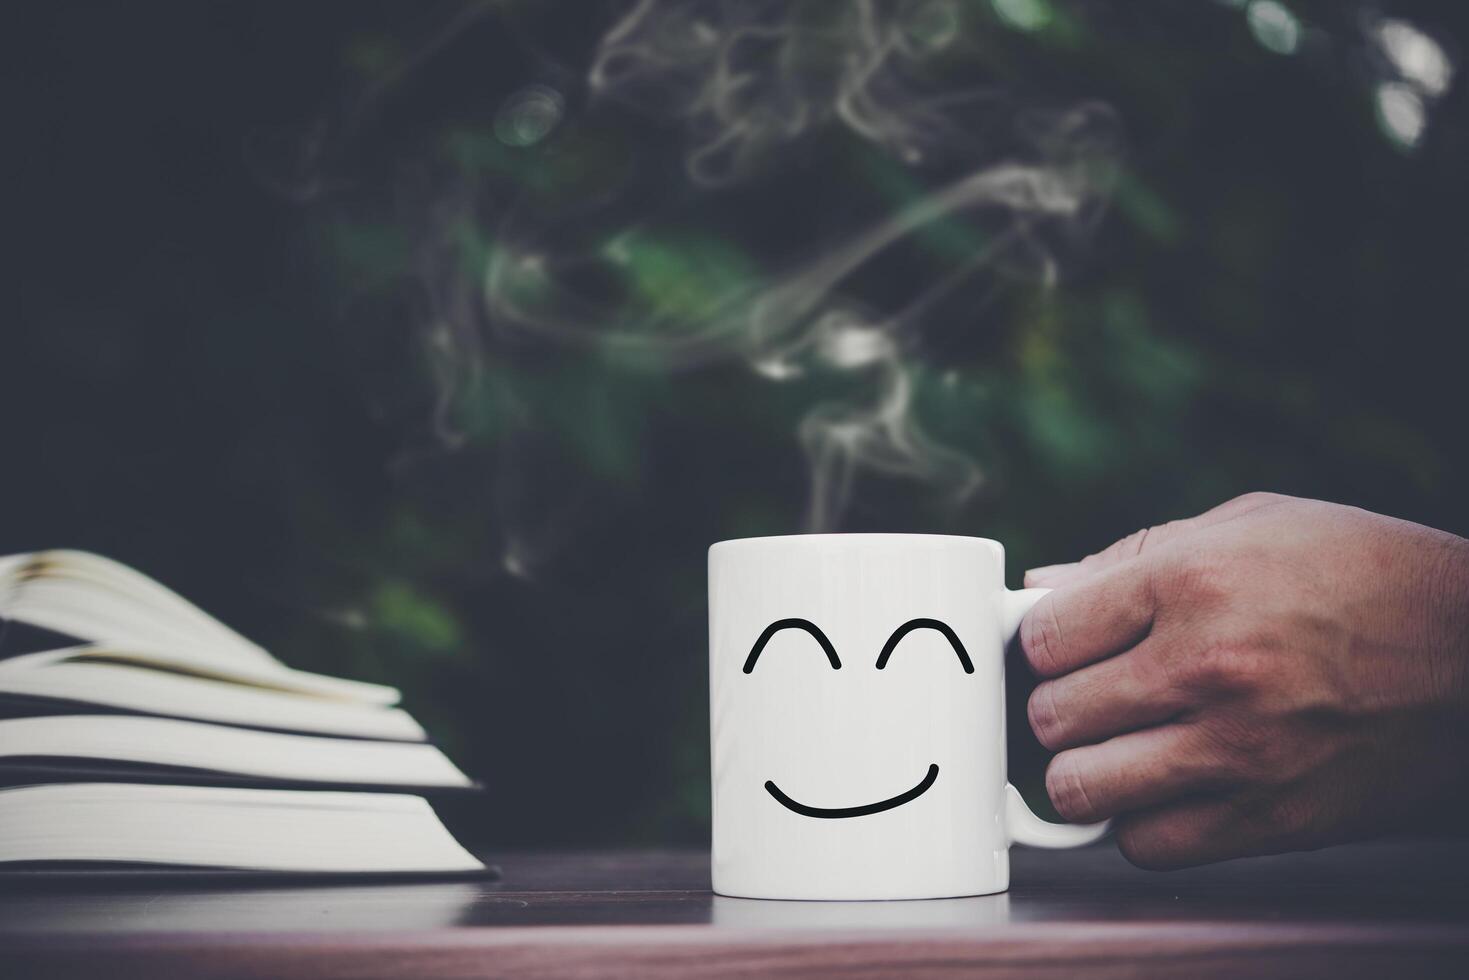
left=1426, top=529, right=1469, bottom=709
left=1423, top=527, right=1469, bottom=826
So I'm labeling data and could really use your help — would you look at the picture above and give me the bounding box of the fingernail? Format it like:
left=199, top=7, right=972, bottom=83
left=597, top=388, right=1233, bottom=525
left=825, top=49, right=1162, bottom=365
left=1025, top=563, right=1080, bottom=587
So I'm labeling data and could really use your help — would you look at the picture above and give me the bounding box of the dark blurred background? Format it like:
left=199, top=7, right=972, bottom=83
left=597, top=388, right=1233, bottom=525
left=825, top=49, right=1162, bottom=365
left=4, top=0, right=1467, bottom=845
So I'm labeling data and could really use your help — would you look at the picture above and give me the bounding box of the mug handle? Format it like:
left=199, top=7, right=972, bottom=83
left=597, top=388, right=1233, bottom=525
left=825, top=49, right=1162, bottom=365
left=1000, top=587, right=1113, bottom=849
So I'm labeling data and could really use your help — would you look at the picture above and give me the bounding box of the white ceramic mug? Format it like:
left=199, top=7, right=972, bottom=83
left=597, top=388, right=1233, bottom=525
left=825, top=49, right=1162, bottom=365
left=709, top=533, right=1109, bottom=901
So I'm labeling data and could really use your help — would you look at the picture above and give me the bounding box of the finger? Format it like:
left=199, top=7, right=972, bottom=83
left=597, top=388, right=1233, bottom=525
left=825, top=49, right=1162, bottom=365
left=1025, top=492, right=1285, bottom=588
left=1028, top=644, right=1190, bottom=750
left=1045, top=725, right=1231, bottom=824
left=1113, top=798, right=1246, bottom=870
left=1023, top=561, right=1081, bottom=586
left=1019, top=559, right=1155, bottom=678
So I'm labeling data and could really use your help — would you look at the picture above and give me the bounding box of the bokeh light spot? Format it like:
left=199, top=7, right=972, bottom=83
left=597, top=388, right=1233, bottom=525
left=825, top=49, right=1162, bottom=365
left=1246, top=1, right=1300, bottom=56
left=1376, top=19, right=1454, bottom=98
left=992, top=0, right=1051, bottom=34
left=1375, top=81, right=1426, bottom=149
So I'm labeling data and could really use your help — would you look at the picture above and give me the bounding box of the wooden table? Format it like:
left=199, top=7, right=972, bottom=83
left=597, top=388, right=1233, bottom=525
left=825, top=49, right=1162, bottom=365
left=4, top=840, right=1468, bottom=977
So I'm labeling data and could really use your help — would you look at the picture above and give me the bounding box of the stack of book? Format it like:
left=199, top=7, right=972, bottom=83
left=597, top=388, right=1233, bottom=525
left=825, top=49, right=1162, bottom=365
left=0, top=550, right=488, bottom=879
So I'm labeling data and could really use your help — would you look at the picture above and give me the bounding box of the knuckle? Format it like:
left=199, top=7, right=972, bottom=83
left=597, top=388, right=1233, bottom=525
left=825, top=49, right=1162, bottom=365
left=1224, top=646, right=1271, bottom=686
left=1127, top=647, right=1176, bottom=698
left=1179, top=642, right=1262, bottom=695
left=1114, top=825, right=1151, bottom=868
left=1235, top=490, right=1286, bottom=508
left=1193, top=643, right=1242, bottom=689
left=1162, top=515, right=1200, bottom=535
left=1021, top=598, right=1067, bottom=677
left=1082, top=528, right=1150, bottom=571
left=1028, top=683, right=1065, bottom=750
left=1165, top=640, right=1222, bottom=690
left=1198, top=717, right=1268, bottom=779
left=1169, top=550, right=1235, bottom=602
left=1045, top=754, right=1100, bottom=823
left=1235, top=791, right=1313, bottom=840
left=1116, top=528, right=1153, bottom=560
left=1115, top=820, right=1173, bottom=870
left=1116, top=813, right=1213, bottom=871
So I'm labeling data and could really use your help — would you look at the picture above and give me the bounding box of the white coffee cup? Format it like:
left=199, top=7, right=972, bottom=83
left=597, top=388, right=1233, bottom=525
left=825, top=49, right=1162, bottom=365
left=709, top=533, right=1109, bottom=901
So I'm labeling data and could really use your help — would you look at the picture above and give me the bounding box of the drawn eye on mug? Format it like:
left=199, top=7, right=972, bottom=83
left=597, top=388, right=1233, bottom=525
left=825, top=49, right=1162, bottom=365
left=875, top=619, right=974, bottom=674
left=741, top=618, right=973, bottom=674
left=741, top=619, right=841, bottom=673
left=740, top=617, right=973, bottom=819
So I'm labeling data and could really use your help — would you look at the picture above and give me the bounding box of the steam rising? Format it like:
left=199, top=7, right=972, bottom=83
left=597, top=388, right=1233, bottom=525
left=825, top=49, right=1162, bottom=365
left=491, top=0, right=1118, bottom=535
left=590, top=0, right=990, bottom=182
left=283, top=0, right=1122, bottom=568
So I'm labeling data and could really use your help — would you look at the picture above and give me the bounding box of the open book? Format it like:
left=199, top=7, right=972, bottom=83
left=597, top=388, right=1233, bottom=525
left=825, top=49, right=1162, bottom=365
left=0, top=714, right=473, bottom=791
left=0, top=647, right=425, bottom=740
left=0, top=551, right=395, bottom=699
left=0, top=550, right=487, bottom=877
left=0, top=784, right=484, bottom=875
left=0, top=551, right=419, bottom=738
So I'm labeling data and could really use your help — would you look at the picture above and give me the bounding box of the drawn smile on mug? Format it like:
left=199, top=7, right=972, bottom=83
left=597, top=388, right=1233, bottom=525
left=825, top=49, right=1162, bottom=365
left=744, top=617, right=972, bottom=818
left=764, top=764, right=939, bottom=818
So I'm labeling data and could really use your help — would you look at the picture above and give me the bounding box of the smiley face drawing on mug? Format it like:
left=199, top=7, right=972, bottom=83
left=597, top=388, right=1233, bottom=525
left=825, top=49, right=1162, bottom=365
left=710, top=534, right=1109, bottom=901
left=742, top=617, right=973, bottom=819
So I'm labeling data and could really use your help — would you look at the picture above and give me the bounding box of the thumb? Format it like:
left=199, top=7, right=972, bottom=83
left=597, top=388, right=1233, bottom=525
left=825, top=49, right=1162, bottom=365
left=1024, top=492, right=1283, bottom=588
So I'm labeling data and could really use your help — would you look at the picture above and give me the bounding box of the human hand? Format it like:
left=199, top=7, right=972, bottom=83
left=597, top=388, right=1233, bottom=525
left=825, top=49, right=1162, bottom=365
left=1020, top=492, right=1469, bottom=869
